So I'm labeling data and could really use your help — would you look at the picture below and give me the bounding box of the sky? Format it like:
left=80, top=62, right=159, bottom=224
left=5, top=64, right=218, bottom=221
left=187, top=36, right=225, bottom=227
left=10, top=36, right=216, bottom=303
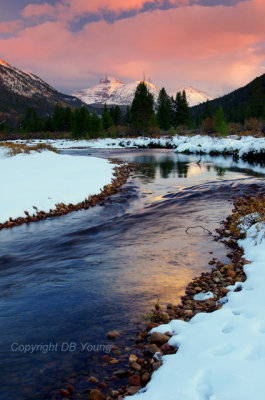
left=0, top=0, right=265, bottom=96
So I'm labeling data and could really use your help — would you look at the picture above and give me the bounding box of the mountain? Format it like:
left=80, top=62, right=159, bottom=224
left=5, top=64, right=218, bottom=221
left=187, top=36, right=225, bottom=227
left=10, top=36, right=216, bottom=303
left=0, top=59, right=91, bottom=125
left=170, top=85, right=213, bottom=107
left=190, top=74, right=265, bottom=121
left=72, top=76, right=161, bottom=106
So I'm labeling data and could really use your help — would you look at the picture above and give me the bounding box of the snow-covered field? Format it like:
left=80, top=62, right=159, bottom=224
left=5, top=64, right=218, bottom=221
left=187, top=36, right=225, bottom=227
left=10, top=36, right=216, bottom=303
left=132, top=220, right=265, bottom=400
left=9, top=135, right=265, bottom=158
left=0, top=149, right=115, bottom=224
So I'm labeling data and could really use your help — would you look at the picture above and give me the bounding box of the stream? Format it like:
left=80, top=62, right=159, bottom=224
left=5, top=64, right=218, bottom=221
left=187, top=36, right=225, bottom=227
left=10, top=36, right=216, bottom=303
left=0, top=149, right=264, bottom=400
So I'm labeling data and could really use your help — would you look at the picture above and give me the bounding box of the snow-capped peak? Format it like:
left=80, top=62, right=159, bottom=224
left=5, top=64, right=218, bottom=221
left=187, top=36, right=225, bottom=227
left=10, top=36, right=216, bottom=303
left=72, top=77, right=161, bottom=106
left=170, top=85, right=213, bottom=107
left=0, top=59, right=10, bottom=67
left=72, top=77, right=212, bottom=107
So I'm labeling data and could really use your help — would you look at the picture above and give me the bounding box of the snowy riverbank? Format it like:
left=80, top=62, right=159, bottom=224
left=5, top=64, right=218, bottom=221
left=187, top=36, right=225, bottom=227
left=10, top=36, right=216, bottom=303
left=131, top=218, right=265, bottom=400
left=8, top=135, right=265, bottom=158
left=0, top=149, right=115, bottom=224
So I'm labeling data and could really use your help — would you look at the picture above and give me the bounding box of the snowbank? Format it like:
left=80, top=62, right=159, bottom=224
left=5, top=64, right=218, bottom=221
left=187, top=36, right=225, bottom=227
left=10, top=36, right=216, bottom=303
left=9, top=135, right=265, bottom=158
left=132, top=221, right=265, bottom=400
left=0, top=150, right=115, bottom=224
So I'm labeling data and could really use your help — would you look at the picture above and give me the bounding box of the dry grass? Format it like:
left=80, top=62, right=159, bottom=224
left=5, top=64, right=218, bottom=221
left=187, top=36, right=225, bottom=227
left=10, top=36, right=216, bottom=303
left=0, top=142, right=59, bottom=156
left=230, top=194, right=265, bottom=238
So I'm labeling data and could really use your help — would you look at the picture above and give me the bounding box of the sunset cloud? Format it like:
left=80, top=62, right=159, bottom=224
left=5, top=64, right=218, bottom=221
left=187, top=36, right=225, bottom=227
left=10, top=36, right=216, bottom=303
left=0, top=0, right=264, bottom=96
left=21, top=3, right=56, bottom=19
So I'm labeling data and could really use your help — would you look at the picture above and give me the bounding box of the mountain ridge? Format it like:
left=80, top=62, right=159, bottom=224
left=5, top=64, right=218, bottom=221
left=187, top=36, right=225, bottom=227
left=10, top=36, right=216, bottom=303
left=0, top=58, right=92, bottom=125
left=72, top=77, right=212, bottom=107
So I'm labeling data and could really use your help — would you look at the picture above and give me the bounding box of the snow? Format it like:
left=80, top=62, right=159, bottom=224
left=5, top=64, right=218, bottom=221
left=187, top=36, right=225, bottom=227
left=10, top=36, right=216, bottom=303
left=194, top=291, right=214, bottom=301
left=6, top=135, right=265, bottom=166
left=7, top=135, right=265, bottom=164
left=131, top=220, right=265, bottom=400
left=72, top=77, right=160, bottom=106
left=0, top=150, right=115, bottom=224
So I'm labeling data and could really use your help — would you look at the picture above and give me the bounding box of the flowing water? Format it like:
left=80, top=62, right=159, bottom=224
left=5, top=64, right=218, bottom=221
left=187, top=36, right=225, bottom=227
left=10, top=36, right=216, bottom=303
left=0, top=149, right=264, bottom=400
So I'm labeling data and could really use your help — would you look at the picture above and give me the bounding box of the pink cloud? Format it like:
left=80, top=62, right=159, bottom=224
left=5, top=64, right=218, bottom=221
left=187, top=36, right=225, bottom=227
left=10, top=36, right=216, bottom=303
left=0, top=0, right=264, bottom=95
left=0, top=20, right=22, bottom=34
left=21, top=3, right=56, bottom=19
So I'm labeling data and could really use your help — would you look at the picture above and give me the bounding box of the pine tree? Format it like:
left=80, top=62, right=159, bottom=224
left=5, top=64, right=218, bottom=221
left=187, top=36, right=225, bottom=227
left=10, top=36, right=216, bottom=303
left=123, top=106, right=131, bottom=125
left=64, top=107, right=73, bottom=131
left=22, top=107, right=43, bottom=133
left=215, top=105, right=228, bottom=136
left=90, top=111, right=102, bottom=137
left=175, top=92, right=183, bottom=126
left=204, top=99, right=212, bottom=119
left=52, top=104, right=65, bottom=131
left=247, top=77, right=265, bottom=119
left=131, top=81, right=154, bottom=132
left=114, top=105, right=122, bottom=126
left=157, top=87, right=172, bottom=130
left=181, top=90, right=190, bottom=126
left=174, top=90, right=190, bottom=127
left=102, top=104, right=113, bottom=130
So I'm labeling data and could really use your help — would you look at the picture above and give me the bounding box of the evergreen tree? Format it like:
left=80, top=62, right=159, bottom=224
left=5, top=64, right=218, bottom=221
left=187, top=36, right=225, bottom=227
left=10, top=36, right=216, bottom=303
left=71, top=106, right=90, bottom=138
left=90, top=111, right=102, bottom=137
left=52, top=104, right=65, bottom=131
left=123, top=106, right=131, bottom=125
left=22, top=107, right=43, bottom=132
left=131, top=81, right=154, bottom=132
left=114, top=105, right=122, bottom=126
left=175, top=92, right=183, bottom=126
left=181, top=90, right=190, bottom=126
left=102, top=104, right=114, bottom=130
left=44, top=115, right=53, bottom=132
left=174, top=90, right=190, bottom=127
left=64, top=107, right=73, bottom=131
left=203, top=99, right=212, bottom=119
left=215, top=105, right=228, bottom=136
left=247, top=77, right=265, bottom=119
left=157, top=87, right=172, bottom=130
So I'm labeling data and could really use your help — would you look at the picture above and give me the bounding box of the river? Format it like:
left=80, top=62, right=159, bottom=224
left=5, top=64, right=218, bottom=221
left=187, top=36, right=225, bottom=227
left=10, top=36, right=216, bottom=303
left=0, top=149, right=264, bottom=400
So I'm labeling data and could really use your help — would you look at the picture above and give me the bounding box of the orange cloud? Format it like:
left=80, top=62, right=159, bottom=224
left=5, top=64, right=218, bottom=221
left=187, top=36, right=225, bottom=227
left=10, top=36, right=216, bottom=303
left=0, top=20, right=22, bottom=34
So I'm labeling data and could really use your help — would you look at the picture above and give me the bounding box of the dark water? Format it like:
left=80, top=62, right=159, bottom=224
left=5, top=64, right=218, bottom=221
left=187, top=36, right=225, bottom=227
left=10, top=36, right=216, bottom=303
left=0, top=149, right=264, bottom=400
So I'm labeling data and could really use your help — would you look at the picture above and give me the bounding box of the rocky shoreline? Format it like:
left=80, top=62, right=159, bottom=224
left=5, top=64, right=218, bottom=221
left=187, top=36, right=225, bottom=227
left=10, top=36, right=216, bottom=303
left=71, top=190, right=265, bottom=400
left=0, top=159, right=138, bottom=232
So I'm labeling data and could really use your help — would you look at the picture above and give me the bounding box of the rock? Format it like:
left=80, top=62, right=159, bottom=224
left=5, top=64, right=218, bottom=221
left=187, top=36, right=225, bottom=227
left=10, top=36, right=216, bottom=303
left=89, top=389, right=105, bottom=400
left=126, top=386, right=141, bottom=395
left=141, top=372, right=151, bottom=385
left=129, top=354, right=138, bottom=364
left=146, top=344, right=160, bottom=355
left=160, top=343, right=172, bottom=353
left=150, top=332, right=169, bottom=346
left=131, top=362, right=141, bottom=372
left=111, top=390, right=120, bottom=397
left=109, top=358, right=119, bottom=365
left=106, top=331, right=120, bottom=339
left=112, top=370, right=128, bottom=378
left=99, top=382, right=107, bottom=389
left=183, top=309, right=193, bottom=315
left=68, top=385, right=74, bottom=395
left=60, top=389, right=70, bottom=397
left=146, top=322, right=159, bottom=331
left=213, top=277, right=220, bottom=283
left=153, top=361, right=163, bottom=371
left=89, top=376, right=99, bottom=384
left=128, top=375, right=141, bottom=386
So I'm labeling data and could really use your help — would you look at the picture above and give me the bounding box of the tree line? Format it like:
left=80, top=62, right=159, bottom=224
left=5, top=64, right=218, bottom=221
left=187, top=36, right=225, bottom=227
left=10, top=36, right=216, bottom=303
left=14, top=77, right=265, bottom=137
